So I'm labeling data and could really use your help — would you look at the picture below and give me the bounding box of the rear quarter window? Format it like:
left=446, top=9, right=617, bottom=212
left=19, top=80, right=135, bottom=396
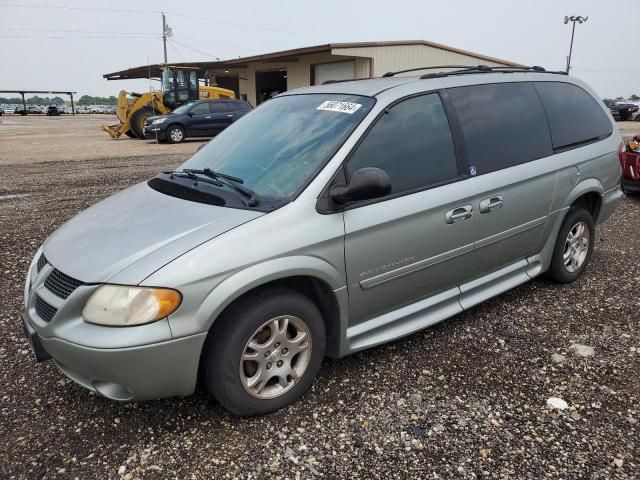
left=534, top=81, right=613, bottom=150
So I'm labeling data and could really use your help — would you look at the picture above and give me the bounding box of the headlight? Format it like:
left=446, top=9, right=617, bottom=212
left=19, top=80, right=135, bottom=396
left=152, top=118, right=167, bottom=125
left=82, top=285, right=182, bottom=326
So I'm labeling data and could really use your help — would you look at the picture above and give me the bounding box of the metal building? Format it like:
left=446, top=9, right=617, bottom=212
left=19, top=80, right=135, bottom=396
left=104, top=40, right=520, bottom=106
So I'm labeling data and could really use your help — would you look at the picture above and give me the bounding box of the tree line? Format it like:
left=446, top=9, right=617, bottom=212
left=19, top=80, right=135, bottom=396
left=603, top=94, right=640, bottom=104
left=0, top=95, right=118, bottom=106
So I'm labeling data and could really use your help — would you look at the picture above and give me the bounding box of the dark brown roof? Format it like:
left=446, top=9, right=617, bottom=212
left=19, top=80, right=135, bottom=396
left=103, top=40, right=521, bottom=80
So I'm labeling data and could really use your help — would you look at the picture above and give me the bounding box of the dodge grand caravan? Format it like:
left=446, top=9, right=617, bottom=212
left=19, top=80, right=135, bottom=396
left=22, top=66, right=622, bottom=415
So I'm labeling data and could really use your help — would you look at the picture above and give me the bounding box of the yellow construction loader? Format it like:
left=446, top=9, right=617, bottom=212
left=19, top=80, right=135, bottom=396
left=101, top=66, right=235, bottom=139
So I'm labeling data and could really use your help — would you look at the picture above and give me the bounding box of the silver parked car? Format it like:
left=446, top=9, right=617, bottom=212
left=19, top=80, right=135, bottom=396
left=23, top=66, right=622, bottom=415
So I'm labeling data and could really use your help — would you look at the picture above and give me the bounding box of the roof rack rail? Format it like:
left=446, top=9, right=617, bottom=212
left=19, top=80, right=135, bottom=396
left=382, top=64, right=567, bottom=79
left=382, top=65, right=478, bottom=77
left=418, top=65, right=567, bottom=79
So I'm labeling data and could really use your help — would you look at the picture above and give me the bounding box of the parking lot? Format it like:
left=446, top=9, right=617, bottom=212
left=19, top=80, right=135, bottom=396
left=1, top=114, right=639, bottom=479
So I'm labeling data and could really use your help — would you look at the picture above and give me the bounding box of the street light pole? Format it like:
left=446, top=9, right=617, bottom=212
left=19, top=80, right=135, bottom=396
left=564, top=15, right=588, bottom=74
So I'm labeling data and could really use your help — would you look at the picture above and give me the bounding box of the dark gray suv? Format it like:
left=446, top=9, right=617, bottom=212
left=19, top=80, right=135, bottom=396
left=144, top=99, right=252, bottom=143
left=23, top=66, right=622, bottom=415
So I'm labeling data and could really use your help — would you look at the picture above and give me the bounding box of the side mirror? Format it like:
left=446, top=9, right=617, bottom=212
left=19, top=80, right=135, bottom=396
left=187, top=112, right=193, bottom=117
left=330, top=167, right=391, bottom=204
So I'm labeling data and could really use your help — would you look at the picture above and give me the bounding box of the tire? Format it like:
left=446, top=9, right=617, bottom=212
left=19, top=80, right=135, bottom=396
left=124, top=130, right=137, bottom=139
left=201, top=288, right=326, bottom=416
left=547, top=207, right=595, bottom=283
left=129, top=106, right=154, bottom=139
left=166, top=124, right=185, bottom=144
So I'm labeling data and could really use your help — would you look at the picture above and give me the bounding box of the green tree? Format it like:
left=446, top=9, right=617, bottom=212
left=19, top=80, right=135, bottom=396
left=630, top=94, right=640, bottom=101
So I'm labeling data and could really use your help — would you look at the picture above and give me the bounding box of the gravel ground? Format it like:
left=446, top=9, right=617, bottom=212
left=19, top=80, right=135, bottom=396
left=0, top=115, right=207, bottom=165
left=1, top=155, right=639, bottom=479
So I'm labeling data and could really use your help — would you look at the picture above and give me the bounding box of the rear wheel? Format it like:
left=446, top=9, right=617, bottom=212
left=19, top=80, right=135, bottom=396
left=129, top=106, right=154, bottom=139
left=166, top=124, right=185, bottom=143
left=201, top=288, right=325, bottom=416
left=547, top=207, right=595, bottom=283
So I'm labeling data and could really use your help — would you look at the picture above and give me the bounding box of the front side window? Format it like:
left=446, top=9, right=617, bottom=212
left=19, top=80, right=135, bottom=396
left=448, top=82, right=553, bottom=175
left=535, top=81, right=613, bottom=150
left=346, top=93, right=459, bottom=195
left=179, top=94, right=375, bottom=199
left=190, top=103, right=210, bottom=115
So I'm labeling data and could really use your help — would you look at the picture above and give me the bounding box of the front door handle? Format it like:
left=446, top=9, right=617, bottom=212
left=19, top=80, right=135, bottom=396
left=445, top=204, right=473, bottom=224
left=204, top=115, right=212, bottom=119
left=479, top=195, right=504, bottom=214
left=226, top=114, right=234, bottom=117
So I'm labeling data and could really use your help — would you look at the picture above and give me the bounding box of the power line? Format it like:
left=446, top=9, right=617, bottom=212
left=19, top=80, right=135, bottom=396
left=173, top=35, right=262, bottom=53
left=0, top=2, right=157, bottom=13
left=168, top=11, right=330, bottom=40
left=0, top=35, right=160, bottom=39
left=1, top=2, right=330, bottom=41
left=3, top=27, right=157, bottom=35
left=169, top=38, right=220, bottom=60
left=167, top=40, right=185, bottom=62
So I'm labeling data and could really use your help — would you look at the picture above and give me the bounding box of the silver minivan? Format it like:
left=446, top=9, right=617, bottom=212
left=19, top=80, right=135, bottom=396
left=23, top=66, right=622, bottom=415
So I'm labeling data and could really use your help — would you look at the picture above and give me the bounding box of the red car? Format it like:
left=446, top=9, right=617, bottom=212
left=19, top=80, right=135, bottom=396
left=620, top=134, right=640, bottom=195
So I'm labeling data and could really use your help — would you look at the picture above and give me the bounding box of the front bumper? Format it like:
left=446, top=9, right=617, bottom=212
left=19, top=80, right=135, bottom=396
left=143, top=125, right=166, bottom=140
left=23, top=252, right=208, bottom=401
left=23, top=312, right=207, bottom=401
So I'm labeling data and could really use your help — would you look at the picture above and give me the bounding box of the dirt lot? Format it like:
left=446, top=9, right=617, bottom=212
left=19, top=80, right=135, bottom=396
left=0, top=114, right=206, bottom=165
left=0, top=115, right=639, bottom=479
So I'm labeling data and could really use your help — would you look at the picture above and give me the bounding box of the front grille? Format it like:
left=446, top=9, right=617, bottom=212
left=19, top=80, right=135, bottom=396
left=36, top=253, right=47, bottom=273
left=44, top=269, right=83, bottom=299
left=35, top=295, right=57, bottom=322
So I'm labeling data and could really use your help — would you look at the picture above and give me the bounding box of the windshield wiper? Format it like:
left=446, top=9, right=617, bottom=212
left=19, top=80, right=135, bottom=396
left=184, top=168, right=259, bottom=207
left=163, top=170, right=224, bottom=187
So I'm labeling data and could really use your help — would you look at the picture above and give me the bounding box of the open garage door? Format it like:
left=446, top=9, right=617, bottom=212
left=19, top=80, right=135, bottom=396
left=312, top=60, right=355, bottom=85
left=256, top=69, right=287, bottom=105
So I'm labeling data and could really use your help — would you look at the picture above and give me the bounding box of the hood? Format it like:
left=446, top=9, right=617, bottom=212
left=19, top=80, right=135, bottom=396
left=146, top=114, right=171, bottom=124
left=43, top=182, right=263, bottom=284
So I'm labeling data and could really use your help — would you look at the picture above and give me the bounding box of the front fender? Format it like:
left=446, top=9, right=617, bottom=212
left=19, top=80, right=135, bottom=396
left=167, top=255, right=347, bottom=338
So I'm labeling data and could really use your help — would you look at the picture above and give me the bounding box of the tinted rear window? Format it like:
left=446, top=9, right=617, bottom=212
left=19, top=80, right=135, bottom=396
left=448, top=82, right=553, bottom=175
left=534, top=82, right=613, bottom=150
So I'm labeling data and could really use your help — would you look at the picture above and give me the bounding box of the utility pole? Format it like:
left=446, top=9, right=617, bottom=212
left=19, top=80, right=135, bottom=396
left=162, top=12, right=168, bottom=64
left=564, top=15, right=588, bottom=74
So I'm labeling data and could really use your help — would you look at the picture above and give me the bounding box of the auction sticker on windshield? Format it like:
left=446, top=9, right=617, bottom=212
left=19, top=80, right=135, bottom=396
left=316, top=100, right=362, bottom=114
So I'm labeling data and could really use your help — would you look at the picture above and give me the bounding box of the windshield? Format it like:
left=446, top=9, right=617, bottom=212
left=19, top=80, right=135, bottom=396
left=178, top=94, right=375, bottom=200
left=171, top=102, right=196, bottom=115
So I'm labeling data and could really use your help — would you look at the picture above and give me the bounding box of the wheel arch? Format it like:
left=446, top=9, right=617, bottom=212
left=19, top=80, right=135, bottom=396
left=196, top=256, right=348, bottom=358
left=564, top=178, right=604, bottom=222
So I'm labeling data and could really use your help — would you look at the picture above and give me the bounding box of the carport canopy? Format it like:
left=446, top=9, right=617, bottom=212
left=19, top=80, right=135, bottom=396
left=0, top=89, right=78, bottom=114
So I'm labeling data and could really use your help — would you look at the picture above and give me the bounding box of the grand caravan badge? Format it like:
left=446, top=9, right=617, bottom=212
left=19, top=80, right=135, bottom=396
left=316, top=100, right=362, bottom=114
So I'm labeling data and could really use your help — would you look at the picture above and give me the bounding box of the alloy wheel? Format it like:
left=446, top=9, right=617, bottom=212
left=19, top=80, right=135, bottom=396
left=563, top=221, right=590, bottom=273
left=169, top=128, right=183, bottom=142
left=239, top=315, right=312, bottom=399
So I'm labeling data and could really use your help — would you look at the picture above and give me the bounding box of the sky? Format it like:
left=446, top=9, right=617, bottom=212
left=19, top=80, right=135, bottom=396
left=1, top=0, right=638, bottom=100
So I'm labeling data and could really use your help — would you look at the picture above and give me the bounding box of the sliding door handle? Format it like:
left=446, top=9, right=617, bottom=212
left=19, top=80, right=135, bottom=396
left=479, top=195, right=504, bottom=214
left=445, top=205, right=473, bottom=224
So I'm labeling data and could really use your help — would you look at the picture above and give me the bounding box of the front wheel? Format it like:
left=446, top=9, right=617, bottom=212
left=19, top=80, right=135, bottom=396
left=547, top=207, right=595, bottom=283
left=166, top=124, right=185, bottom=144
left=201, top=288, right=326, bottom=416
